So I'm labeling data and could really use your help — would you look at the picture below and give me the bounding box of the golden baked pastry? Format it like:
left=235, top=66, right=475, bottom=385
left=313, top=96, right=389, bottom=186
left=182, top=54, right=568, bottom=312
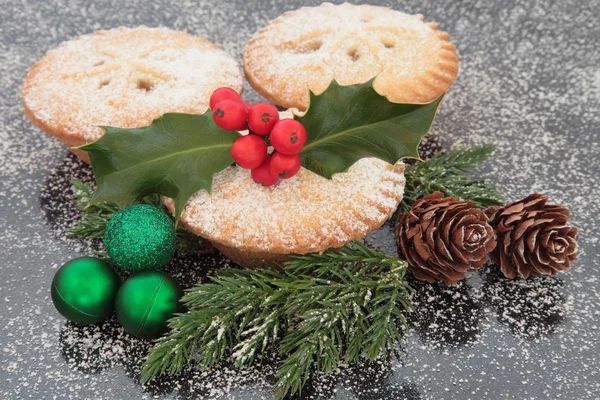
left=166, top=157, right=405, bottom=267
left=244, top=2, right=459, bottom=110
left=23, top=26, right=243, bottom=162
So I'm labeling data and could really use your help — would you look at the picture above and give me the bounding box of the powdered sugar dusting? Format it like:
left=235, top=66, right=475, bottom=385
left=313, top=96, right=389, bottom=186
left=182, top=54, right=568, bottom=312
left=1, top=0, right=599, bottom=399
left=244, top=2, right=458, bottom=109
left=23, top=26, right=243, bottom=143
left=171, top=158, right=405, bottom=254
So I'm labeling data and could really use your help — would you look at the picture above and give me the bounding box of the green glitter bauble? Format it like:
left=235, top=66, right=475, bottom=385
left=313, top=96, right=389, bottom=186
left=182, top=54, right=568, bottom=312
left=51, top=257, right=121, bottom=325
left=104, top=204, right=176, bottom=272
left=115, top=271, right=183, bottom=339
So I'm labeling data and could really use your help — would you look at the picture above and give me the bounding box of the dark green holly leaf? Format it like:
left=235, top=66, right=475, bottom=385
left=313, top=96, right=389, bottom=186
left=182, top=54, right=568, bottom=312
left=79, top=112, right=240, bottom=220
left=297, top=79, right=443, bottom=178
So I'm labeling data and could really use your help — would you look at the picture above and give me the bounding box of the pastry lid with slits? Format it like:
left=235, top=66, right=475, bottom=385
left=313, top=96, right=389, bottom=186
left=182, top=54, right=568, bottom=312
left=22, top=26, right=243, bottom=151
left=244, top=2, right=458, bottom=110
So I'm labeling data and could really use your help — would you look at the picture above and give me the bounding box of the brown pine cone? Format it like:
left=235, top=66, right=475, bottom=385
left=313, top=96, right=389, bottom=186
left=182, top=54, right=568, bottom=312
left=396, top=192, right=497, bottom=285
left=485, top=193, right=580, bottom=279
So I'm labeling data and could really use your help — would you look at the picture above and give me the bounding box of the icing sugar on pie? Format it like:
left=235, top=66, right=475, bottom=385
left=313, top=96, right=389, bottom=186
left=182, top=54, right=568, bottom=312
left=23, top=26, right=243, bottom=162
left=244, top=2, right=459, bottom=110
left=166, top=106, right=406, bottom=269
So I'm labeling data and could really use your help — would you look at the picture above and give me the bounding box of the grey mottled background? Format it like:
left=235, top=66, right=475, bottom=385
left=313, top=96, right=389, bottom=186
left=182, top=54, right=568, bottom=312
left=0, top=0, right=599, bottom=399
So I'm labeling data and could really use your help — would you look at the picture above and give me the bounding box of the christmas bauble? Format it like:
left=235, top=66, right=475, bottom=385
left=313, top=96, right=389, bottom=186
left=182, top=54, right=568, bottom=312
left=115, top=271, right=183, bottom=339
left=51, top=257, right=121, bottom=325
left=104, top=204, right=176, bottom=272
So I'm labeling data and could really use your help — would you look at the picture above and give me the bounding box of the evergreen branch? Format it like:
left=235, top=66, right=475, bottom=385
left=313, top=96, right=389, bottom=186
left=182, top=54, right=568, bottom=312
left=401, top=145, right=505, bottom=212
left=68, top=178, right=120, bottom=238
left=140, top=242, right=413, bottom=399
left=67, top=178, right=205, bottom=254
left=276, top=306, right=343, bottom=398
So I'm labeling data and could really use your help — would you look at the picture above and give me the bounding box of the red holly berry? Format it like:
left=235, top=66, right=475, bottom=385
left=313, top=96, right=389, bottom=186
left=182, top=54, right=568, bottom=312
left=251, top=155, right=279, bottom=186
left=270, top=152, right=301, bottom=179
left=210, top=87, right=242, bottom=110
left=243, top=102, right=252, bottom=112
left=270, top=119, right=307, bottom=154
left=231, top=135, right=267, bottom=169
left=247, top=103, right=279, bottom=135
left=212, top=100, right=248, bottom=131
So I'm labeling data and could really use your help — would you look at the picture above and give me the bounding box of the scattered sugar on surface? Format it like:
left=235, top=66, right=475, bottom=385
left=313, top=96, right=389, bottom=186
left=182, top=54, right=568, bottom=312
left=1, top=0, right=599, bottom=399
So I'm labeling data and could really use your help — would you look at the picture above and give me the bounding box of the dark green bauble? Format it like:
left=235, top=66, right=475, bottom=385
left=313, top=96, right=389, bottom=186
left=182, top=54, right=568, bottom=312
left=115, top=271, right=183, bottom=339
left=51, top=257, right=121, bottom=325
left=104, top=204, right=176, bottom=272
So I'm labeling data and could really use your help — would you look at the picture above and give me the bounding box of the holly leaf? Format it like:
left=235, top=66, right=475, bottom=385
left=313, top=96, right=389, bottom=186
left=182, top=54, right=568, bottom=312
left=79, top=112, right=240, bottom=220
left=297, top=79, right=443, bottom=178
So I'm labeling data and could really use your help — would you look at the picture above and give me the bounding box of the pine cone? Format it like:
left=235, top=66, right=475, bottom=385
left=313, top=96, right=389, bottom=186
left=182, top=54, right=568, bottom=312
left=485, top=193, right=580, bottom=279
left=396, top=192, right=496, bottom=285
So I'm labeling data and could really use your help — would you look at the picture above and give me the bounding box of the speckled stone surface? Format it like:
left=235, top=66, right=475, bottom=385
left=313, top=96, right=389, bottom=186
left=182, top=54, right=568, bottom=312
left=1, top=0, right=599, bottom=399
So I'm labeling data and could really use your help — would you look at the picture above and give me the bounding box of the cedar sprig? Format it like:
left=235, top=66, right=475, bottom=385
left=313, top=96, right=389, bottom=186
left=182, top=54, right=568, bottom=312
left=140, top=242, right=413, bottom=399
left=67, top=178, right=204, bottom=254
left=401, top=145, right=505, bottom=211
left=68, top=178, right=120, bottom=238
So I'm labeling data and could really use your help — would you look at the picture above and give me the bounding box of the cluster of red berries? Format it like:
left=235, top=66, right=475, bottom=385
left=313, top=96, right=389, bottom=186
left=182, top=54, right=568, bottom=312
left=209, top=87, right=307, bottom=186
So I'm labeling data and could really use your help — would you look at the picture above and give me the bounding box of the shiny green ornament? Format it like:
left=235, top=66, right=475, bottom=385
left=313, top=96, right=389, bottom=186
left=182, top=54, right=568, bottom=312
left=51, top=257, right=121, bottom=325
left=115, top=271, right=183, bottom=339
left=104, top=204, right=176, bottom=272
